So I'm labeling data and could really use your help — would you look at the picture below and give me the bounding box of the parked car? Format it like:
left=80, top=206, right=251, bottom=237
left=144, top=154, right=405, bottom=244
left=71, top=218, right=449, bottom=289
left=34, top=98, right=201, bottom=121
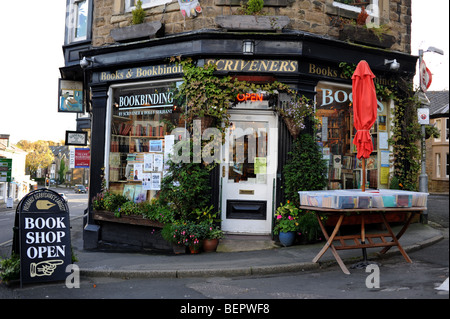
left=59, top=193, right=69, bottom=203
left=74, top=185, right=87, bottom=193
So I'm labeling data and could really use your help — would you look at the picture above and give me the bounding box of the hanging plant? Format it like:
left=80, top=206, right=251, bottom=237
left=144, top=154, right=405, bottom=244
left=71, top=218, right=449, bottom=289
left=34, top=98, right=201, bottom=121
left=277, top=95, right=317, bottom=138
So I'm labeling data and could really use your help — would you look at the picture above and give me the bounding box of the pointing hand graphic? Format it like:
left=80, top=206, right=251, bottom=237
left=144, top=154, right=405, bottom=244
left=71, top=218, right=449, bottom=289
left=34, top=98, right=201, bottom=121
left=30, top=260, right=64, bottom=277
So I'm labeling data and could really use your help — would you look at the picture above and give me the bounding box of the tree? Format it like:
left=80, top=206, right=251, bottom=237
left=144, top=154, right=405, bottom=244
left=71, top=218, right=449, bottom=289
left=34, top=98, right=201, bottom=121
left=59, top=158, right=67, bottom=183
left=16, top=140, right=54, bottom=177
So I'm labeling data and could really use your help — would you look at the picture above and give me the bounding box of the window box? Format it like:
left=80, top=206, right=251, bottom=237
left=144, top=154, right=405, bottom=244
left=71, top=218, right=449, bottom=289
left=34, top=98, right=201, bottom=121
left=215, top=15, right=290, bottom=32
left=338, top=24, right=395, bottom=49
left=110, top=21, right=164, bottom=43
left=93, top=210, right=165, bottom=228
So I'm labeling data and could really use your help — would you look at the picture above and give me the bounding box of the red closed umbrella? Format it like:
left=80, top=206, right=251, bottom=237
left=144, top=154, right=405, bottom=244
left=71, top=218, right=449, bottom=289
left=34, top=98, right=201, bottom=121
left=352, top=60, right=377, bottom=192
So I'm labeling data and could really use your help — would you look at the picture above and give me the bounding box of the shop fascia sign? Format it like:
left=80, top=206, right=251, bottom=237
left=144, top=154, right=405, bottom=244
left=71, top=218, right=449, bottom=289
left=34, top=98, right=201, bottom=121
left=206, top=59, right=298, bottom=73
left=117, top=91, right=174, bottom=110
left=319, top=85, right=385, bottom=113
left=94, top=63, right=183, bottom=83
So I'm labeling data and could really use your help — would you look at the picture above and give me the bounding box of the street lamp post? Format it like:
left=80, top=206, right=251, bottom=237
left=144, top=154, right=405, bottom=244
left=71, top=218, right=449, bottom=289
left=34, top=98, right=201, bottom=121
left=417, top=46, right=444, bottom=223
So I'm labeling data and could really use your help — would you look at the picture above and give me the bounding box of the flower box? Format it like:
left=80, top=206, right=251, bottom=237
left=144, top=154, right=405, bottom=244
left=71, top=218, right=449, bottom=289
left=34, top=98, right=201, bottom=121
left=338, top=24, right=396, bottom=49
left=110, top=21, right=164, bottom=43
left=215, top=15, right=290, bottom=32
left=93, top=210, right=164, bottom=228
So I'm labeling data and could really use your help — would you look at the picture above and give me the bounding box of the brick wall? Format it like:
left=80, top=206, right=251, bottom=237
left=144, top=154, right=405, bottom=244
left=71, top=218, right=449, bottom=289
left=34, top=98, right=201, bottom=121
left=92, top=0, right=412, bottom=53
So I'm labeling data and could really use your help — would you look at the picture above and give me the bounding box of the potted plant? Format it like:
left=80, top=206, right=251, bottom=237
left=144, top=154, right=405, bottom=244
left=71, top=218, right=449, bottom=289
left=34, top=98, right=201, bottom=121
left=203, top=225, right=224, bottom=252
left=215, top=0, right=290, bottom=32
left=273, top=201, right=300, bottom=247
left=162, top=223, right=186, bottom=254
left=110, top=0, right=164, bottom=42
left=277, top=95, right=316, bottom=138
left=162, top=220, right=207, bottom=254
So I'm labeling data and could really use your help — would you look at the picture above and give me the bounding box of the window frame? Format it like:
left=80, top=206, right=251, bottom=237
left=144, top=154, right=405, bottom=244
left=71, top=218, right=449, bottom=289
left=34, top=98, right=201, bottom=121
left=332, top=0, right=379, bottom=18
left=125, top=0, right=173, bottom=12
left=446, top=152, right=449, bottom=178
left=436, top=153, right=441, bottom=178
left=66, top=0, right=91, bottom=44
left=445, top=118, right=449, bottom=142
left=434, top=119, right=442, bottom=143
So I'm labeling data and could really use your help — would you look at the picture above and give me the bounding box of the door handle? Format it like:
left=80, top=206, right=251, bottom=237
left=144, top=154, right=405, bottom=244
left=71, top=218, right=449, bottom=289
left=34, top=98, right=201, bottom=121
left=222, top=166, right=225, bottom=177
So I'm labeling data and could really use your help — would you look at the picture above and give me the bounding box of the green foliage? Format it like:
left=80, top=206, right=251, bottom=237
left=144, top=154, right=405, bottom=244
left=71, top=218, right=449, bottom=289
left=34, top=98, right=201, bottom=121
left=98, top=192, right=128, bottom=212
left=171, top=56, right=298, bottom=139
left=273, top=201, right=300, bottom=235
left=282, top=133, right=328, bottom=205
left=243, top=0, right=264, bottom=15
left=298, top=211, right=323, bottom=242
left=140, top=200, right=175, bottom=224
left=192, top=205, right=221, bottom=225
left=114, top=201, right=140, bottom=217
left=159, top=140, right=214, bottom=221
left=205, top=225, right=224, bottom=240
left=0, top=254, right=20, bottom=283
left=58, top=159, right=67, bottom=183
left=162, top=220, right=209, bottom=247
left=132, top=0, right=146, bottom=25
left=389, top=79, right=422, bottom=191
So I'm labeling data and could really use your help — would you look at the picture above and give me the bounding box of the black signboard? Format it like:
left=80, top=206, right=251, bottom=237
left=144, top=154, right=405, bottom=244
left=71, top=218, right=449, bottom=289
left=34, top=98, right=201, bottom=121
left=14, top=189, right=71, bottom=285
left=19, top=211, right=71, bottom=284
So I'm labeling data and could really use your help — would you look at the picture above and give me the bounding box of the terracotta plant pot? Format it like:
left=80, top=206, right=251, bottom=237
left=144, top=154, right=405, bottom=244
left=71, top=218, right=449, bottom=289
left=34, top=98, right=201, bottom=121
left=172, top=243, right=187, bottom=254
left=203, top=238, right=219, bottom=252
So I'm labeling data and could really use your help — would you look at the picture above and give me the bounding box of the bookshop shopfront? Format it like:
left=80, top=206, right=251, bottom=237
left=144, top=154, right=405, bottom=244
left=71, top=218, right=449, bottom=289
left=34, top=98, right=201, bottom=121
left=82, top=32, right=417, bottom=249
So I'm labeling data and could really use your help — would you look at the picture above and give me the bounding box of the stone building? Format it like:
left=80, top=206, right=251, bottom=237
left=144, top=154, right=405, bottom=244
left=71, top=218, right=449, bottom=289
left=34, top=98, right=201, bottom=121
left=60, top=0, right=418, bottom=250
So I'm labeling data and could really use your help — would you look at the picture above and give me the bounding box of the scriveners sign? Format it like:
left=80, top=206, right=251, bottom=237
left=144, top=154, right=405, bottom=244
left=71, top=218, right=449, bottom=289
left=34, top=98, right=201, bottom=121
left=206, top=59, right=298, bottom=73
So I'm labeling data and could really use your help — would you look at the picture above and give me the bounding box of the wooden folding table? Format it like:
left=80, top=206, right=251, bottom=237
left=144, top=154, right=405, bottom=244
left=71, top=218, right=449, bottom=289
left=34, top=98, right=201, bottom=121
left=299, top=206, right=426, bottom=275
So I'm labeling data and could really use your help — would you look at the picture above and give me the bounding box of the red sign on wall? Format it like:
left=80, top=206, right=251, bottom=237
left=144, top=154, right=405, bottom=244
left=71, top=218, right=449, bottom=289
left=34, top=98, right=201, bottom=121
left=75, top=148, right=90, bottom=168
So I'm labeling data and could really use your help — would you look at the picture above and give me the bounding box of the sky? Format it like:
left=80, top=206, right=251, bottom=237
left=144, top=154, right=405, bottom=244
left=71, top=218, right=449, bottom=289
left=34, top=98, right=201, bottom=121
left=0, top=0, right=449, bottom=144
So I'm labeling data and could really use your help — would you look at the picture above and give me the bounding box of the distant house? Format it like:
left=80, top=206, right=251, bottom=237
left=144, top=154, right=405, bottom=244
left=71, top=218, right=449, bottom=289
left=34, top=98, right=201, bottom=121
left=49, top=145, right=89, bottom=187
left=0, top=134, right=35, bottom=203
left=425, top=91, right=449, bottom=193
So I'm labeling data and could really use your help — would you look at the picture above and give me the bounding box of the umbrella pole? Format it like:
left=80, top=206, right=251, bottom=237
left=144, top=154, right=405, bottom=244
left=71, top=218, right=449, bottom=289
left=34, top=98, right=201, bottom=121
left=362, top=157, right=366, bottom=192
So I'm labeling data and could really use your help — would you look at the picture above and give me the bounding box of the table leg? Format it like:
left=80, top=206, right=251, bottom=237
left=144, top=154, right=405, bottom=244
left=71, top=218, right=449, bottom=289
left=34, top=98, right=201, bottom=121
left=313, top=214, right=350, bottom=275
left=379, top=213, right=412, bottom=263
left=379, top=212, right=417, bottom=255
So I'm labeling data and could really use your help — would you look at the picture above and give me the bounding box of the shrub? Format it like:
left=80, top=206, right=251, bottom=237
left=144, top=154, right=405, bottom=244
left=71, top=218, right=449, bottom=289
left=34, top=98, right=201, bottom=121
left=282, top=133, right=328, bottom=205
left=132, top=0, right=145, bottom=25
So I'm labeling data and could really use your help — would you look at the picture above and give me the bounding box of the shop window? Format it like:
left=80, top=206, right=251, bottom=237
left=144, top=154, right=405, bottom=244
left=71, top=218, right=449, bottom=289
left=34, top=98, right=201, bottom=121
left=315, top=81, right=389, bottom=190
left=107, top=80, right=183, bottom=202
left=125, top=0, right=172, bottom=11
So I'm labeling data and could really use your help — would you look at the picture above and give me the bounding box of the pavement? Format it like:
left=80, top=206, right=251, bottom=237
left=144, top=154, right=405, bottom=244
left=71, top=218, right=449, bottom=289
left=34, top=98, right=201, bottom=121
left=1, top=195, right=447, bottom=279
left=74, top=222, right=445, bottom=279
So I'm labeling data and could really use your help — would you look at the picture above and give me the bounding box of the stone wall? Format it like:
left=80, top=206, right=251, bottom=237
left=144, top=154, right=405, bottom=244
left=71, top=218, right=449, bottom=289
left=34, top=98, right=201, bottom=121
left=92, top=0, right=412, bottom=53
